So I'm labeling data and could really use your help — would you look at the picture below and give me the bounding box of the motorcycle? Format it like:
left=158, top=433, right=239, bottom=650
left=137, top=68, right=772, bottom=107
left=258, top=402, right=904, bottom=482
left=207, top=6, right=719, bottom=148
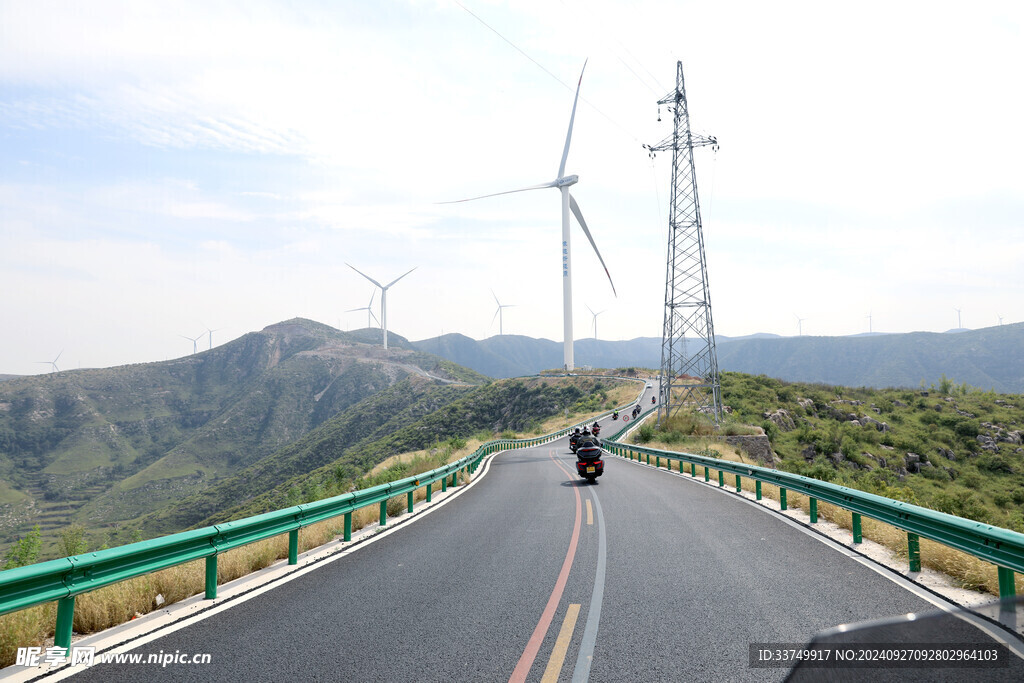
left=592, top=423, right=601, bottom=436
left=612, top=411, right=619, bottom=421
left=575, top=436, right=604, bottom=483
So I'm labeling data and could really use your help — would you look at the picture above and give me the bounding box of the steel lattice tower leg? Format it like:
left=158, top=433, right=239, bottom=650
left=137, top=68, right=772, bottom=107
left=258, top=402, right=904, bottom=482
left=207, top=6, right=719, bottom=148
left=647, top=62, right=722, bottom=425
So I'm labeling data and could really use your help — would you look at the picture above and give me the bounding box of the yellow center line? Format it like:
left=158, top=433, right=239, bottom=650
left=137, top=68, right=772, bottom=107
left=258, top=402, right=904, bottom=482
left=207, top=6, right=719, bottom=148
left=541, top=603, right=581, bottom=683
left=585, top=499, right=593, bottom=526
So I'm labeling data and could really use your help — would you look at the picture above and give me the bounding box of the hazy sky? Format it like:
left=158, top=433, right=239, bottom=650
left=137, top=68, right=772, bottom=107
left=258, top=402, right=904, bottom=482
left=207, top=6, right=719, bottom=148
left=2, top=1, right=1022, bottom=375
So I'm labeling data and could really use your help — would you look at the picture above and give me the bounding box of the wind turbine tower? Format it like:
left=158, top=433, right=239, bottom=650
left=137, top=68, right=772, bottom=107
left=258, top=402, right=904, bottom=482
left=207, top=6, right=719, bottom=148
left=346, top=291, right=380, bottom=329
left=347, top=264, right=416, bottom=349
left=954, top=307, right=963, bottom=330
left=180, top=334, right=202, bottom=355
left=441, top=61, right=616, bottom=372
left=795, top=315, right=807, bottom=336
left=646, top=61, right=722, bottom=424
left=587, top=304, right=605, bottom=339
left=491, top=290, right=515, bottom=336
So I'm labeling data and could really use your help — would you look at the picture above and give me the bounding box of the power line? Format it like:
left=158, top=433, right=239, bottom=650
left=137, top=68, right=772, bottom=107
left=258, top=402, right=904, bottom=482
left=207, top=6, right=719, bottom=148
left=452, top=0, right=641, bottom=145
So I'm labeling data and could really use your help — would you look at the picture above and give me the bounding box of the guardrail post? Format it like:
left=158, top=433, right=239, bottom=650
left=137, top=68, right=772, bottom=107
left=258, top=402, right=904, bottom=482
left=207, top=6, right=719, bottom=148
left=288, top=529, right=299, bottom=565
left=852, top=513, right=862, bottom=543
left=755, top=480, right=762, bottom=500
left=809, top=498, right=818, bottom=524
left=407, top=490, right=414, bottom=513
left=426, top=483, right=432, bottom=502
left=646, top=453, right=650, bottom=465
left=735, top=474, right=741, bottom=493
left=441, top=477, right=447, bottom=492
left=998, top=567, right=1016, bottom=599
left=55, top=596, right=75, bottom=650
left=780, top=488, right=787, bottom=510
left=379, top=500, right=387, bottom=527
left=690, top=463, right=696, bottom=477
left=205, top=555, right=218, bottom=599
left=907, top=533, right=921, bottom=572
left=704, top=466, right=709, bottom=482
left=718, top=470, right=724, bottom=488
left=344, top=512, right=352, bottom=541
left=656, top=456, right=660, bottom=469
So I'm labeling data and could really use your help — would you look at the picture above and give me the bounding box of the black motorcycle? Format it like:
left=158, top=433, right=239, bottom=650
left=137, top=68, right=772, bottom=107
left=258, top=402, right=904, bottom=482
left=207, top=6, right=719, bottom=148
left=575, top=437, right=604, bottom=483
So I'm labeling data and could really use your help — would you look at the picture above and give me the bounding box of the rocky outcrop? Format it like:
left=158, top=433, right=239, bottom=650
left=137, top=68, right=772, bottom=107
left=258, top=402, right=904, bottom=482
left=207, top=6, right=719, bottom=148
left=763, top=408, right=796, bottom=432
left=724, top=435, right=776, bottom=466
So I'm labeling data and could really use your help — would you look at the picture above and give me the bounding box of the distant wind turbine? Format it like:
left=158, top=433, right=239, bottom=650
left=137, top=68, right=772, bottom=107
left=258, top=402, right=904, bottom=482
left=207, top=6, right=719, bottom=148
left=346, top=290, right=381, bottom=329
left=491, top=290, right=515, bottom=336
left=440, top=60, right=616, bottom=371
left=587, top=304, right=605, bottom=339
left=953, top=306, right=963, bottom=329
left=180, top=333, right=202, bottom=355
left=201, top=323, right=220, bottom=350
left=35, top=350, right=63, bottom=373
left=866, top=312, right=872, bottom=334
left=795, top=314, right=807, bottom=336
left=347, top=264, right=416, bottom=349
left=998, top=314, right=1004, bottom=326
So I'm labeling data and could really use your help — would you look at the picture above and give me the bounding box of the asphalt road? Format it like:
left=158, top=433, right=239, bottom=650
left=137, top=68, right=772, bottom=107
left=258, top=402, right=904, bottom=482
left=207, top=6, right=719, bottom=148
left=67, top=393, right=1018, bottom=682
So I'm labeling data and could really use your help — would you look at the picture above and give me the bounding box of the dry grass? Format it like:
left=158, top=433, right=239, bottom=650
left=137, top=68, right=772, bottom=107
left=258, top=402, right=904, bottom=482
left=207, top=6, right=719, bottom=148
left=619, top=441, right=1024, bottom=598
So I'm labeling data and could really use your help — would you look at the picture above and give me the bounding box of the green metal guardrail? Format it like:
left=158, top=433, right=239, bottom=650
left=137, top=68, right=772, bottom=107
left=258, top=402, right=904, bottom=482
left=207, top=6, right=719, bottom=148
left=602, top=437, right=1024, bottom=600
left=0, top=377, right=646, bottom=653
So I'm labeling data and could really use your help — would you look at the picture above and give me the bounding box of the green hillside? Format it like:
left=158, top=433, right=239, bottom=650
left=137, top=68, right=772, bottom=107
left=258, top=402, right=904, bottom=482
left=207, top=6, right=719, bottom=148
left=0, top=318, right=486, bottom=555
left=718, top=372, right=1024, bottom=532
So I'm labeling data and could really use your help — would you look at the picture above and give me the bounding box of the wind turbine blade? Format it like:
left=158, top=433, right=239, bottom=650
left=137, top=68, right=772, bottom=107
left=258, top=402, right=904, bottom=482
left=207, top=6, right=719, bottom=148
left=569, top=193, right=617, bottom=297
left=54, top=349, right=64, bottom=363
left=558, top=60, right=588, bottom=178
left=491, top=289, right=501, bottom=306
left=345, top=306, right=367, bottom=313
left=437, top=182, right=557, bottom=205
left=385, top=266, right=417, bottom=289
left=370, top=310, right=380, bottom=326
left=346, top=263, right=383, bottom=289
left=491, top=307, right=500, bottom=326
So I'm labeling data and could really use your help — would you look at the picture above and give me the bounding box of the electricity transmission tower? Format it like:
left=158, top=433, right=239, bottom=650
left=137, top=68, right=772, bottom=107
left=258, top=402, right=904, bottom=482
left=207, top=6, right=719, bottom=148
left=644, top=61, right=722, bottom=424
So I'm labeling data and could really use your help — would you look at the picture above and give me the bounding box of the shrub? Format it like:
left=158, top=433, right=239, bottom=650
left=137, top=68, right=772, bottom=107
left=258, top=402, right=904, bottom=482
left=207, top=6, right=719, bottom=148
left=636, top=424, right=655, bottom=444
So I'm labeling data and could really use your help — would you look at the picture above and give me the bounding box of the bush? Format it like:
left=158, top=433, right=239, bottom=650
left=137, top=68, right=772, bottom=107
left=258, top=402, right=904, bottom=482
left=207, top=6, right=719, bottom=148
left=636, top=424, right=655, bottom=444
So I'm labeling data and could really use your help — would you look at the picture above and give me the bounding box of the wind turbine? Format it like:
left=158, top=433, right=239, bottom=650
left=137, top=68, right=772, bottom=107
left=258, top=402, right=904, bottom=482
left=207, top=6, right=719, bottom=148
left=953, top=306, right=963, bottom=329
left=587, top=304, right=605, bottom=339
left=795, top=314, right=806, bottom=336
left=35, top=350, right=63, bottom=373
left=346, top=264, right=416, bottom=349
left=441, top=61, right=616, bottom=371
left=866, top=312, right=873, bottom=334
left=998, top=314, right=1004, bottom=326
left=180, top=333, right=202, bottom=355
left=346, top=290, right=380, bottom=329
left=201, top=323, right=220, bottom=350
left=491, top=290, right=515, bottom=336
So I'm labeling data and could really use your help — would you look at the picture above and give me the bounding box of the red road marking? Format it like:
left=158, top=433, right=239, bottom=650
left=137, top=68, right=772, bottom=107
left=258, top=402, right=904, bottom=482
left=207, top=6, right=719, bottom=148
left=508, top=452, right=582, bottom=683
